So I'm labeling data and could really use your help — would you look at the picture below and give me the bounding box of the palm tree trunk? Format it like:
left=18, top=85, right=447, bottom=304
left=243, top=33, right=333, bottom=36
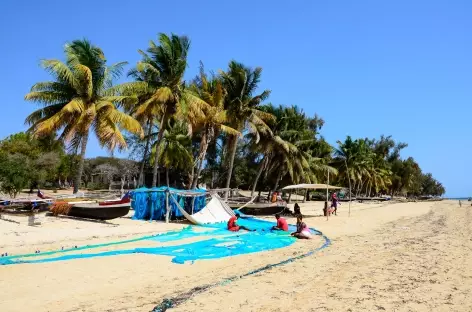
left=138, top=118, right=153, bottom=187
left=224, top=135, right=238, bottom=200
left=191, top=129, right=211, bottom=189
left=273, top=169, right=283, bottom=192
left=73, top=132, right=89, bottom=194
left=166, top=167, right=170, bottom=187
left=152, top=112, right=168, bottom=187
left=188, top=166, right=195, bottom=190
left=251, top=156, right=267, bottom=197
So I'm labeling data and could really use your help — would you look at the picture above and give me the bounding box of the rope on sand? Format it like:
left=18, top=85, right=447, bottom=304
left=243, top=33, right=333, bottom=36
left=150, top=231, right=331, bottom=312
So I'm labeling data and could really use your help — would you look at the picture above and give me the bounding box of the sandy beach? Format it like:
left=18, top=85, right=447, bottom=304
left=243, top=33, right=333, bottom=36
left=1, top=199, right=471, bottom=312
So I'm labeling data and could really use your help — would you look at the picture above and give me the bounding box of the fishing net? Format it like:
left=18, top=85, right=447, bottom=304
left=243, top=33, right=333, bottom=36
left=132, top=187, right=206, bottom=221
left=0, top=218, right=323, bottom=266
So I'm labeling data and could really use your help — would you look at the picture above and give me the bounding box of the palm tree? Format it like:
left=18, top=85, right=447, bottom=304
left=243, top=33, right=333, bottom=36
left=187, top=65, right=239, bottom=189
left=123, top=69, right=162, bottom=186
left=25, top=39, right=142, bottom=193
left=150, top=121, right=193, bottom=186
left=220, top=61, right=273, bottom=199
left=131, top=33, right=207, bottom=187
left=248, top=126, right=292, bottom=197
left=248, top=104, right=294, bottom=196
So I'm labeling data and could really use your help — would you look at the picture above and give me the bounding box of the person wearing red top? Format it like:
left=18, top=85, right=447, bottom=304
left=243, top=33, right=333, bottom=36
left=227, top=213, right=254, bottom=232
left=271, top=213, right=289, bottom=231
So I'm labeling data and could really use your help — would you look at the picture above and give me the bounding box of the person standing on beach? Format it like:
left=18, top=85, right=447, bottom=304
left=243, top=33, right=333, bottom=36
left=459, top=200, right=462, bottom=207
left=271, top=213, right=288, bottom=231
left=331, top=193, right=340, bottom=215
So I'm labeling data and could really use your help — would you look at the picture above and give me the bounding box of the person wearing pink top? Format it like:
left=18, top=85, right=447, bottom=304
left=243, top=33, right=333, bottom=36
left=291, top=215, right=312, bottom=239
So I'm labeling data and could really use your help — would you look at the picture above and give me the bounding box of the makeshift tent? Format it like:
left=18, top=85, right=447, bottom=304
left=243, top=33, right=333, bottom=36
left=131, top=187, right=235, bottom=225
left=132, top=187, right=206, bottom=221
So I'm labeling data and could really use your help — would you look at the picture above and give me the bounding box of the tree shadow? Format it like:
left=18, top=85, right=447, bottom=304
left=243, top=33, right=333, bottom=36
left=0, top=217, right=20, bottom=224
left=46, top=214, right=119, bottom=226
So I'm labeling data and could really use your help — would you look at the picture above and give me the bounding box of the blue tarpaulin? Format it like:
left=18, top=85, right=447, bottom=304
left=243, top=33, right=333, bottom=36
left=131, top=187, right=206, bottom=221
left=0, top=218, right=328, bottom=266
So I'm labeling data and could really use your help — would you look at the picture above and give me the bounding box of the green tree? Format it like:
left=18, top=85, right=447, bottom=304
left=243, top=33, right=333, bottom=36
left=24, top=39, right=142, bottom=193
left=187, top=65, right=239, bottom=189
left=151, top=121, right=193, bottom=186
left=220, top=61, right=273, bottom=198
left=130, top=33, right=206, bottom=187
left=0, top=153, right=32, bottom=198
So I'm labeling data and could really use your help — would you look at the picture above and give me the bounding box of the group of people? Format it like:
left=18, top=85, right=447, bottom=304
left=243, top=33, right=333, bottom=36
left=227, top=213, right=313, bottom=239
left=226, top=192, right=344, bottom=238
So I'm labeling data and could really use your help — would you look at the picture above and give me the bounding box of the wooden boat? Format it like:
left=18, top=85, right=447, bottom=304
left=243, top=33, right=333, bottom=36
left=229, top=202, right=288, bottom=216
left=356, top=197, right=389, bottom=202
left=0, top=202, right=49, bottom=216
left=67, top=203, right=130, bottom=220
left=98, top=197, right=131, bottom=206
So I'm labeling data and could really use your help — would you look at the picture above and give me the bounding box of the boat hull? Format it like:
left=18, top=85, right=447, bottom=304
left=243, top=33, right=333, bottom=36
left=67, top=203, right=130, bottom=220
left=0, top=202, right=50, bottom=215
left=229, top=203, right=287, bottom=216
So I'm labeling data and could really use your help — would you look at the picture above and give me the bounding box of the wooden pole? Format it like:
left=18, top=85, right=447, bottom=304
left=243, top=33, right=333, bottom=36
left=165, top=190, right=170, bottom=224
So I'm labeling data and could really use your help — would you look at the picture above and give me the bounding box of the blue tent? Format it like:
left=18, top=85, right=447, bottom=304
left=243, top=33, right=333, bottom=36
left=131, top=187, right=206, bottom=221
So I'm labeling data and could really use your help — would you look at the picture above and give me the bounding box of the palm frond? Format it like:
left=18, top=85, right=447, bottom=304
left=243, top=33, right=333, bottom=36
left=40, top=59, right=78, bottom=89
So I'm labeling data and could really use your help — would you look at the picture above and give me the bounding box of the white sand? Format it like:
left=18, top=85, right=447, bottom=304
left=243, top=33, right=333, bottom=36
left=1, top=200, right=471, bottom=311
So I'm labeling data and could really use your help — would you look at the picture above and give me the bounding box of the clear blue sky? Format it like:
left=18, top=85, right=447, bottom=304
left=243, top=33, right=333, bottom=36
left=1, top=0, right=470, bottom=197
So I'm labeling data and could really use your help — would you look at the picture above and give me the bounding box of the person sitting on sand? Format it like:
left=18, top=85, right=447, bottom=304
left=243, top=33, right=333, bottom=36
left=291, top=215, right=312, bottom=239
left=271, top=213, right=288, bottom=231
left=293, top=203, right=301, bottom=216
left=227, top=213, right=254, bottom=232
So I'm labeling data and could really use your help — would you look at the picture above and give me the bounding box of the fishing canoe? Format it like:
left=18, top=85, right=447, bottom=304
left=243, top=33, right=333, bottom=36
left=229, top=202, right=288, bottom=216
left=67, top=203, right=130, bottom=220
left=0, top=202, right=50, bottom=216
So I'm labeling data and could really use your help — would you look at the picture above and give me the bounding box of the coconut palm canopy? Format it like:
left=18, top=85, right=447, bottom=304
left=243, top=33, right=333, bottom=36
left=21, top=34, right=445, bottom=198
left=25, top=39, right=142, bottom=193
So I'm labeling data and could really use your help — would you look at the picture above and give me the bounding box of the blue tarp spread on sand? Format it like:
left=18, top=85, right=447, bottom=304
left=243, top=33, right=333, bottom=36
left=0, top=218, right=326, bottom=266
left=131, top=187, right=206, bottom=221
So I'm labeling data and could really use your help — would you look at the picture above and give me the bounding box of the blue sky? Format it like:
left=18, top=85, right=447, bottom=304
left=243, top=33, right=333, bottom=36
left=0, top=0, right=470, bottom=197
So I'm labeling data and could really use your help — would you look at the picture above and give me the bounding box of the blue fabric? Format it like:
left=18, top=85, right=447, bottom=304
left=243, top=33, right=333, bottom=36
left=0, top=219, right=325, bottom=266
left=132, top=187, right=206, bottom=221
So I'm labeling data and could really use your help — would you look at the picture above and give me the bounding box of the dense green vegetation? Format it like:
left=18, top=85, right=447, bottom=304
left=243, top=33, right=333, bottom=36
left=11, top=34, right=444, bottom=198
left=0, top=133, right=72, bottom=197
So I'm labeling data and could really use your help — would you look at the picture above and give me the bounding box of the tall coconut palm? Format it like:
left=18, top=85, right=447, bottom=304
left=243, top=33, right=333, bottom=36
left=123, top=68, right=162, bottom=186
left=247, top=104, right=292, bottom=196
left=132, top=33, right=206, bottom=187
left=187, top=65, right=239, bottom=189
left=220, top=61, right=273, bottom=199
left=25, top=39, right=142, bottom=193
left=248, top=126, right=292, bottom=197
left=150, top=121, right=193, bottom=186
